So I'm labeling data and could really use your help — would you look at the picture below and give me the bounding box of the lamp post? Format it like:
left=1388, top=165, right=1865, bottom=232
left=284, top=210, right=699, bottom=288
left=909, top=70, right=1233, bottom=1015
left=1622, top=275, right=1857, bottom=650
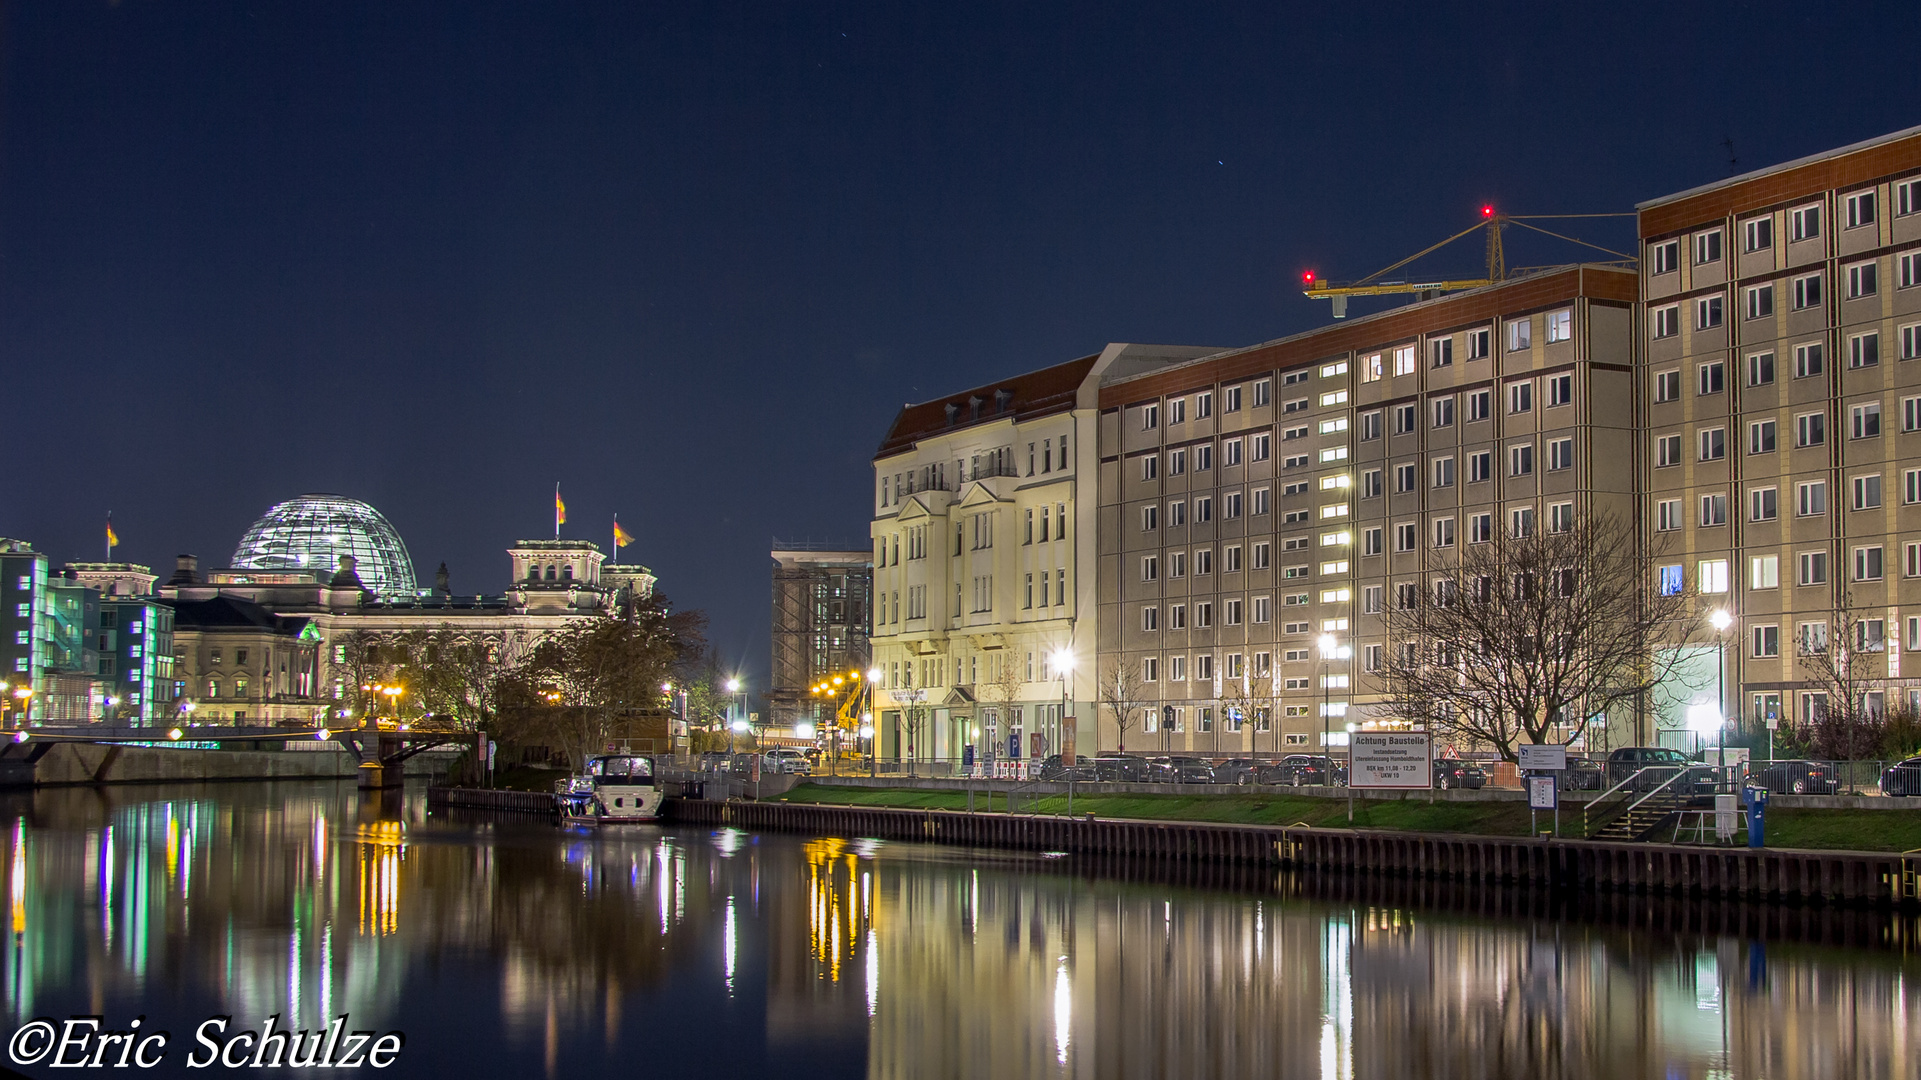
left=1318, top=633, right=1337, bottom=790
left=1710, top=608, right=1733, bottom=777
left=1049, top=648, right=1074, bottom=761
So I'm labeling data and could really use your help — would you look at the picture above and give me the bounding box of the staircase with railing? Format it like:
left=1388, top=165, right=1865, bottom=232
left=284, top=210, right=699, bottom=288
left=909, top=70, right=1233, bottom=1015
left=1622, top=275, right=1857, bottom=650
left=1583, top=765, right=1717, bottom=842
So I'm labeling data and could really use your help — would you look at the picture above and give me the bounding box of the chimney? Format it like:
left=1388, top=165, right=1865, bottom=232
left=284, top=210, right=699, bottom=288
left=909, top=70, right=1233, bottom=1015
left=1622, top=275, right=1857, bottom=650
left=167, top=555, right=200, bottom=586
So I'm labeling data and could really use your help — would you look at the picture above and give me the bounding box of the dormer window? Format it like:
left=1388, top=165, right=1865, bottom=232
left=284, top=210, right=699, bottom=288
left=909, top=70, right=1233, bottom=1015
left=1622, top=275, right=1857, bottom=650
left=994, top=389, right=1013, bottom=413
left=944, top=403, right=959, bottom=426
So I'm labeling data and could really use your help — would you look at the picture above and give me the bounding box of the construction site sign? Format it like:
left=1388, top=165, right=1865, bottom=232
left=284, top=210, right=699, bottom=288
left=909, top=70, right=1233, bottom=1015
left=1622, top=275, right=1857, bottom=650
left=1349, top=732, right=1432, bottom=789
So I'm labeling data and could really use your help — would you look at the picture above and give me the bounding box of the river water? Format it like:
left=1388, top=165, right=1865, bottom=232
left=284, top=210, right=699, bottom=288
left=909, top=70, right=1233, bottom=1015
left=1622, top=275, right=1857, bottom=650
left=2, top=781, right=1917, bottom=1079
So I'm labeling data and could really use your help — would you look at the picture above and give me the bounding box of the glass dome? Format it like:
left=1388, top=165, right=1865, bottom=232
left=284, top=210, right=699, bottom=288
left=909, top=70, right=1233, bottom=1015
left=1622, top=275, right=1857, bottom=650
left=231, top=494, right=418, bottom=598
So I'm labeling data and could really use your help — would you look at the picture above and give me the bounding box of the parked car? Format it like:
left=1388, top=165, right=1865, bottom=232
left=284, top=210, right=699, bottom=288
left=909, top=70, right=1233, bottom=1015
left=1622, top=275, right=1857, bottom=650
left=1257, top=754, right=1347, bottom=787
left=1215, top=758, right=1265, bottom=785
left=1092, top=755, right=1154, bottom=783
left=1433, top=758, right=1487, bottom=790
left=1036, top=755, right=1099, bottom=781
left=764, top=748, right=812, bottom=775
left=1150, top=756, right=1218, bottom=784
left=1605, top=747, right=1707, bottom=792
left=1881, top=757, right=1921, bottom=796
left=1752, top=759, right=1837, bottom=795
left=1562, top=758, right=1607, bottom=791
left=697, top=751, right=732, bottom=772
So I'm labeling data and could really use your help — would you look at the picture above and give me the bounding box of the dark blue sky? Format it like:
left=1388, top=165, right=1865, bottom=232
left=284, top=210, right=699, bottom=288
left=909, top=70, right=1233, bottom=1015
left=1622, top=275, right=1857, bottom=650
left=2, top=1, right=1914, bottom=686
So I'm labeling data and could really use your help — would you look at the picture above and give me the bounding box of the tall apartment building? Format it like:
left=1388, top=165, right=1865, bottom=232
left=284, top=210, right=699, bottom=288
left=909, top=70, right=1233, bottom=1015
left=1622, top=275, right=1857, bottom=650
left=1097, top=267, right=1638, bottom=754
left=1637, top=125, right=1921, bottom=732
left=769, top=545, right=873, bottom=733
left=869, top=344, right=1218, bottom=762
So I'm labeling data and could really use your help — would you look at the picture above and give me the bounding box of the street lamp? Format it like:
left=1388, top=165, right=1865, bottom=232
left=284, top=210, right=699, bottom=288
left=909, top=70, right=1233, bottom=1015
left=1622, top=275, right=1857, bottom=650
left=1049, top=648, right=1074, bottom=759
left=1318, top=633, right=1337, bottom=789
left=1709, top=608, right=1733, bottom=775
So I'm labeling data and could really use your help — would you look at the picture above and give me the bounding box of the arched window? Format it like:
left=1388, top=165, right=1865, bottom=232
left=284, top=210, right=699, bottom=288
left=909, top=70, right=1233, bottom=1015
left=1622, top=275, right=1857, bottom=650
left=562, top=564, right=574, bottom=581
left=545, top=564, right=558, bottom=581
left=526, top=564, right=541, bottom=582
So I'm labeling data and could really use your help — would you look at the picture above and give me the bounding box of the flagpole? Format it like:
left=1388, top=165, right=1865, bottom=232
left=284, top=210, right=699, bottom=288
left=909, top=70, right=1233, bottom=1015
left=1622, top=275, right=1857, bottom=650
left=106, top=512, right=112, bottom=561
left=612, top=516, right=618, bottom=565
left=554, top=483, right=560, bottom=541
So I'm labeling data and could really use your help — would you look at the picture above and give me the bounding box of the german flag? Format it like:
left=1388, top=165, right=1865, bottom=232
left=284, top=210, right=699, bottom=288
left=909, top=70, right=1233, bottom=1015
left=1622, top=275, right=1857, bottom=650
left=613, top=518, right=633, bottom=548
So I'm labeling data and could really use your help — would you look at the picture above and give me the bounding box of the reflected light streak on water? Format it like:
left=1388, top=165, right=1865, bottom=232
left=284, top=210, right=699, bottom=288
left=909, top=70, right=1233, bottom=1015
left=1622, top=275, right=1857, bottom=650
left=4, top=783, right=1920, bottom=1080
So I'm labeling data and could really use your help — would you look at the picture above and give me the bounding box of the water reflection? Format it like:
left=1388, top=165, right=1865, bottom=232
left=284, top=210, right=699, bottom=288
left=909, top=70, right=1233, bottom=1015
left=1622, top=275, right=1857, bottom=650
left=1, top=782, right=1917, bottom=1079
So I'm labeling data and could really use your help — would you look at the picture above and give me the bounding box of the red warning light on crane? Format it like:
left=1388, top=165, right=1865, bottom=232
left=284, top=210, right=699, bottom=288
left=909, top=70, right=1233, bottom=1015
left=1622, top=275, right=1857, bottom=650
left=1303, top=271, right=1316, bottom=285
left=1481, top=205, right=1495, bottom=218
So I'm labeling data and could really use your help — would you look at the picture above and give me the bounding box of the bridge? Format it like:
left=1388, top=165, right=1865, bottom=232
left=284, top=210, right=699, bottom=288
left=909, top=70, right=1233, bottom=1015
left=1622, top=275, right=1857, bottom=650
left=0, top=722, right=478, bottom=788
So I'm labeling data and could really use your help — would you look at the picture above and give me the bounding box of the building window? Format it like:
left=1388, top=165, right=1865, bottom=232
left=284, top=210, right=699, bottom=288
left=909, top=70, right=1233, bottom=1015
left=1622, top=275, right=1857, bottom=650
left=1900, top=179, right=1921, bottom=217
left=1656, top=499, right=1682, bottom=531
left=1507, top=382, right=1532, bottom=413
left=1142, top=607, right=1158, bottom=631
left=1852, top=473, right=1883, bottom=510
left=1905, top=323, right=1921, bottom=360
left=1141, top=455, right=1158, bottom=481
left=1142, top=404, right=1159, bottom=429
left=1224, top=386, right=1242, bottom=412
left=1547, top=439, right=1573, bottom=471
left=1796, top=411, right=1826, bottom=447
left=1749, top=419, right=1776, bottom=454
left=1359, top=411, right=1382, bottom=440
left=1698, top=559, right=1730, bottom=594
left=1799, top=551, right=1829, bottom=586
left=1253, top=379, right=1272, bottom=406
left=1432, top=517, right=1455, bottom=548
left=1650, top=240, right=1679, bottom=275
left=1548, top=502, right=1574, bottom=533
left=1141, top=556, right=1158, bottom=581
left=1168, top=398, right=1186, bottom=425
left=1744, top=217, right=1773, bottom=252
left=1654, top=370, right=1681, bottom=402
left=1850, top=332, right=1880, bottom=369
left=1466, top=389, right=1490, bottom=421
left=1792, top=274, right=1823, bottom=310
left=1195, top=392, right=1212, bottom=419
left=1752, top=625, right=1780, bottom=658
left=1697, top=295, right=1723, bottom=329
left=1748, top=351, right=1775, bottom=386
left=1510, top=507, right=1535, bottom=538
left=1469, top=513, right=1492, bottom=544
left=1507, top=319, right=1531, bottom=352
left=1846, top=190, right=1877, bottom=229
left=1361, top=353, right=1383, bottom=382
left=1546, top=373, right=1572, bottom=407
left=1545, top=309, right=1572, bottom=344
left=1852, top=402, right=1882, bottom=440
left=1855, top=545, right=1885, bottom=582
left=1752, top=555, right=1780, bottom=590
left=1656, top=434, right=1682, bottom=467
left=1653, top=305, right=1680, bottom=338
left=1698, top=361, right=1724, bottom=395
left=1700, top=493, right=1727, bottom=527
left=1432, top=397, right=1455, bottom=428
left=1907, top=468, right=1921, bottom=506
left=1694, top=230, right=1722, bottom=264
left=1432, top=456, right=1456, bottom=487
left=1748, top=486, right=1778, bottom=521
left=1431, top=338, right=1453, bottom=368
left=1508, top=444, right=1533, bottom=476
left=1658, top=565, right=1684, bottom=596
left=1698, top=427, right=1726, bottom=461
left=1791, top=204, right=1821, bottom=242
left=1395, top=523, right=1417, bottom=552
left=1393, top=346, right=1416, bottom=376
left=1848, top=262, right=1879, bottom=300
left=1468, top=451, right=1491, bottom=483
left=1363, top=528, right=1383, bottom=556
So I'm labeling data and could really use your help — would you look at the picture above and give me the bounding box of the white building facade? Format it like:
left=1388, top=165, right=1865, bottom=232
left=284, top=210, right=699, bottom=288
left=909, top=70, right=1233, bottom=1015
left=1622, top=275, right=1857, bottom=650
left=868, top=344, right=1216, bottom=764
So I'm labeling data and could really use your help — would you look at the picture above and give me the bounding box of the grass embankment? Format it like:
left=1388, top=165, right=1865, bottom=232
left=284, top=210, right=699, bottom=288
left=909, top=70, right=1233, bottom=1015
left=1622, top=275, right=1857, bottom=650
left=775, top=783, right=1540, bottom=836
left=775, top=783, right=1921, bottom=852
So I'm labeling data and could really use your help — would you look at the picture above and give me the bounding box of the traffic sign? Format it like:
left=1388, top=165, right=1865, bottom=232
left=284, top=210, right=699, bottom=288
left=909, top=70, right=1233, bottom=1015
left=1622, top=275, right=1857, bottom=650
left=1518, top=744, right=1567, bottom=771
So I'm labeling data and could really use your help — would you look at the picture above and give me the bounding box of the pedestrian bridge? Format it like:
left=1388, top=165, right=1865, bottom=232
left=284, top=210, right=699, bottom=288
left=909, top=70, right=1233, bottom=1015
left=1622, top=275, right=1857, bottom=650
left=0, top=722, right=475, bottom=788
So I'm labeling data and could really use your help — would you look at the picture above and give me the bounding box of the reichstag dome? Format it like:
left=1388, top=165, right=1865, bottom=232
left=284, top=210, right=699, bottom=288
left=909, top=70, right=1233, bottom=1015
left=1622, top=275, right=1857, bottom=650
left=230, top=494, right=418, bottom=598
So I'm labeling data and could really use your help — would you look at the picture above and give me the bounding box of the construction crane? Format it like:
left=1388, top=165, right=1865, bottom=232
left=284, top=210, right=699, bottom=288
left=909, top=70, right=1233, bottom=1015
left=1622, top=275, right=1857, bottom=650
left=1301, top=207, right=1636, bottom=318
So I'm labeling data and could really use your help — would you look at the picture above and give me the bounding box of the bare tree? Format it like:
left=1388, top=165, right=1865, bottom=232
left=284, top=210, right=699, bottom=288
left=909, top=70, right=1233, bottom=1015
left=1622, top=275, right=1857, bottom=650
left=1380, top=510, right=1700, bottom=762
left=984, top=641, right=1025, bottom=757
left=1221, top=670, right=1273, bottom=757
left=1795, top=587, right=1886, bottom=760
left=1097, top=658, right=1152, bottom=754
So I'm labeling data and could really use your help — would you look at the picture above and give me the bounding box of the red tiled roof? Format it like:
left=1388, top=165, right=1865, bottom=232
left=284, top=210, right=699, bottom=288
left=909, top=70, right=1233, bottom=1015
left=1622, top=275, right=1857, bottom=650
left=1098, top=266, right=1636, bottom=408
left=875, top=354, right=1100, bottom=460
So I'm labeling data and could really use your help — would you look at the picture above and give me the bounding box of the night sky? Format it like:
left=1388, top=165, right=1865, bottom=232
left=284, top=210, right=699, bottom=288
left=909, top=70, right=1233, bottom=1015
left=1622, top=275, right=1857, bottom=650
left=2, top=1, right=1915, bottom=688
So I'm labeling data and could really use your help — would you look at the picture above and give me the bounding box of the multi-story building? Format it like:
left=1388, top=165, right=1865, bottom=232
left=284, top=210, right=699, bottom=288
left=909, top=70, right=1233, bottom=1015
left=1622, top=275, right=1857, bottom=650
left=768, top=545, right=872, bottom=735
left=98, top=594, right=177, bottom=724
left=1637, top=124, right=1921, bottom=734
left=169, top=594, right=324, bottom=725
left=0, top=539, right=49, bottom=720
left=1097, top=267, right=1638, bottom=755
left=869, top=343, right=1218, bottom=763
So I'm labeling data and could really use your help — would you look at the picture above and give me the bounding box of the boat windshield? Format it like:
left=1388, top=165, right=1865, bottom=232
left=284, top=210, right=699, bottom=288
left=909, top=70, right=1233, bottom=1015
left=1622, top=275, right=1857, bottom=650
left=589, top=756, right=655, bottom=782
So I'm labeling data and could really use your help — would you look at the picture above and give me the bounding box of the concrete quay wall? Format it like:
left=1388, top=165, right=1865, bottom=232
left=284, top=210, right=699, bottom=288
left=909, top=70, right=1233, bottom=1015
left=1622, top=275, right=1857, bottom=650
left=662, top=798, right=1921, bottom=908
